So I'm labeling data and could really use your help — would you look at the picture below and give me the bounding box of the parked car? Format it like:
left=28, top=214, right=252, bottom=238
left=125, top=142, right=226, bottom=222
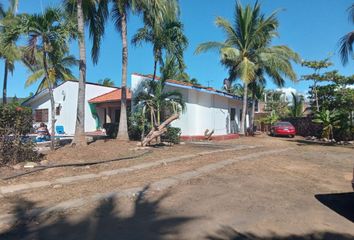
left=270, top=121, right=296, bottom=138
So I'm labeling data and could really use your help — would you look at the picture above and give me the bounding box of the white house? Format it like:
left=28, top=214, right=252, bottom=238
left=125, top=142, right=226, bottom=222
left=24, top=75, right=249, bottom=138
left=131, top=73, right=249, bottom=140
left=22, top=81, right=129, bottom=135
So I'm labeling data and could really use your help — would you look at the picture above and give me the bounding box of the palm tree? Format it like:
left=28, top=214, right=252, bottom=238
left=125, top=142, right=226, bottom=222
left=0, top=0, right=20, bottom=104
left=64, top=0, right=109, bottom=146
left=289, top=92, right=304, bottom=117
left=112, top=0, right=172, bottom=140
left=134, top=59, right=185, bottom=134
left=249, top=80, right=265, bottom=130
left=24, top=52, right=78, bottom=93
left=98, top=77, right=114, bottom=87
left=196, top=1, right=299, bottom=134
left=19, top=8, right=76, bottom=150
left=132, top=1, right=187, bottom=82
left=339, top=4, right=354, bottom=65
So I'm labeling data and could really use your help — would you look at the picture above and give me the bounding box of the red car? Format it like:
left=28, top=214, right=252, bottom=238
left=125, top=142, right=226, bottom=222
left=270, top=121, right=296, bottom=138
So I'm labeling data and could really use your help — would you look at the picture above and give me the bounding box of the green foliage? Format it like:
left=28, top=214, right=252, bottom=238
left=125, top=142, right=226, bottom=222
left=339, top=4, right=354, bottom=65
left=289, top=92, right=304, bottom=117
left=98, top=78, right=115, bottom=87
left=128, top=107, right=149, bottom=141
left=264, top=90, right=289, bottom=118
left=162, top=126, right=181, bottom=144
left=313, top=109, right=341, bottom=140
left=261, top=111, right=279, bottom=126
left=0, top=103, right=38, bottom=165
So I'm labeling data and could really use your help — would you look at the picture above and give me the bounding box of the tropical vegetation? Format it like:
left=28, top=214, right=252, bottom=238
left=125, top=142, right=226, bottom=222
left=196, top=1, right=299, bottom=134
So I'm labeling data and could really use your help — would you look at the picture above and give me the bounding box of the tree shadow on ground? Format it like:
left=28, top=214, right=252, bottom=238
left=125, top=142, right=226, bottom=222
left=0, top=187, right=195, bottom=240
left=315, top=192, right=354, bottom=223
left=206, top=226, right=354, bottom=240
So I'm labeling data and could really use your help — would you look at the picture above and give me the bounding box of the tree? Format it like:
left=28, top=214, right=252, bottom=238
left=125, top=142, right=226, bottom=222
left=0, top=0, right=21, bottom=104
left=196, top=1, right=299, bottom=134
left=19, top=8, right=76, bottom=150
left=301, top=58, right=332, bottom=112
left=339, top=4, right=354, bottom=65
left=289, top=92, right=304, bottom=117
left=24, top=52, right=78, bottom=93
left=134, top=59, right=185, bottom=131
left=313, top=109, right=341, bottom=140
left=249, top=80, right=265, bottom=129
left=112, top=0, right=178, bottom=140
left=132, top=1, right=187, bottom=82
left=98, top=78, right=114, bottom=87
left=64, top=0, right=109, bottom=146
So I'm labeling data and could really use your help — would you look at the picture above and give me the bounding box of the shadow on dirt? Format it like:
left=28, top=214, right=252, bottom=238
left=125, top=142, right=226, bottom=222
left=0, top=187, right=195, bottom=240
left=206, top=226, right=354, bottom=240
left=315, top=192, right=354, bottom=223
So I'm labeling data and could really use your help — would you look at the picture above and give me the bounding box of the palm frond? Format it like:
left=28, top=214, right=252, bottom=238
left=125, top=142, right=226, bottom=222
left=339, top=31, right=354, bottom=65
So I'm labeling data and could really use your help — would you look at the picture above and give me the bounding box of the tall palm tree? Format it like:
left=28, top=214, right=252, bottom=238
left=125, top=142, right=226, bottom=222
left=289, top=92, right=304, bottom=117
left=339, top=4, right=354, bottom=65
left=19, top=8, right=76, bottom=150
left=0, top=0, right=20, bottom=104
left=196, top=1, right=299, bottom=134
left=64, top=0, right=109, bottom=146
left=132, top=0, right=187, bottom=82
left=111, top=0, right=170, bottom=140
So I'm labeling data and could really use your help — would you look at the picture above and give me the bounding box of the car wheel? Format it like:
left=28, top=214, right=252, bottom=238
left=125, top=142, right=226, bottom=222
left=290, top=135, right=295, bottom=138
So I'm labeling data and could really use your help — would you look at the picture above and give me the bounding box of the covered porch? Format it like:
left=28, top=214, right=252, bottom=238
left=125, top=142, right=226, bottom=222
left=88, top=89, right=132, bottom=130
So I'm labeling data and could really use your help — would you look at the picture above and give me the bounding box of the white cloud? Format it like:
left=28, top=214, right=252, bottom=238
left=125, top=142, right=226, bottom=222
left=276, top=87, right=298, bottom=101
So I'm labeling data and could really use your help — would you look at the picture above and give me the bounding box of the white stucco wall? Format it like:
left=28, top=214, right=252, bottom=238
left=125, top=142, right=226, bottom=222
left=131, top=74, right=249, bottom=136
left=25, top=81, right=116, bottom=135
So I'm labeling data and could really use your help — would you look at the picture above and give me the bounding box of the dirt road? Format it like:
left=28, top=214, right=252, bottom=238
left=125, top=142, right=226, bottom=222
left=0, top=135, right=353, bottom=239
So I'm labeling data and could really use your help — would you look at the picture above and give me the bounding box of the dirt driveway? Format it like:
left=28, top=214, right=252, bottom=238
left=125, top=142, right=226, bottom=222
left=0, top=135, right=353, bottom=240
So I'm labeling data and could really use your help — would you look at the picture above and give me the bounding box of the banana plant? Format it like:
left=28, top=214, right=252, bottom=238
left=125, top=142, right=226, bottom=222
left=313, top=109, right=341, bottom=140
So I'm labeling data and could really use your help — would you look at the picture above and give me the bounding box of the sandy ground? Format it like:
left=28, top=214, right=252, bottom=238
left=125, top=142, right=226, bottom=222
left=0, top=135, right=353, bottom=240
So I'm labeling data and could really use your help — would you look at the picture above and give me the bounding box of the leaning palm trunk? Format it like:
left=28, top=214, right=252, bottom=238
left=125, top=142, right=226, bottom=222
left=2, top=61, right=8, bottom=104
left=313, top=80, right=319, bottom=112
left=240, top=83, right=248, bottom=135
left=117, top=13, right=129, bottom=141
left=42, top=45, right=55, bottom=150
left=73, top=0, right=87, bottom=146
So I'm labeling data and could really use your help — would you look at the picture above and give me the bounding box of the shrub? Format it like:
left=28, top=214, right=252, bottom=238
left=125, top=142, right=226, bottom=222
left=0, top=103, right=38, bottom=165
left=103, top=123, right=118, bottom=139
left=162, top=126, right=181, bottom=144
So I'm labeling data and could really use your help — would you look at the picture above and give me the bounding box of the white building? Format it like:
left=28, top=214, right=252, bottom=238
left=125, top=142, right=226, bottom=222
left=132, top=74, right=249, bottom=140
left=23, top=81, right=128, bottom=135
left=24, top=75, right=249, bottom=138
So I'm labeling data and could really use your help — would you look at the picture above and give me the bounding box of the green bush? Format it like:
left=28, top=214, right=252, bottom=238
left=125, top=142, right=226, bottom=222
left=103, top=123, right=118, bottom=139
left=0, top=103, right=38, bottom=165
left=162, top=126, right=181, bottom=144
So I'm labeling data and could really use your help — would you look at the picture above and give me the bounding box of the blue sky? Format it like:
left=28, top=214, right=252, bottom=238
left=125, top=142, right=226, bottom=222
left=1, top=0, right=353, bottom=98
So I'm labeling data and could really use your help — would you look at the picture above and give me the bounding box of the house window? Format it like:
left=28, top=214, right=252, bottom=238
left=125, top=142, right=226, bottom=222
left=255, top=100, right=259, bottom=112
left=239, top=109, right=242, bottom=122
left=34, top=109, right=48, bottom=122
left=56, top=105, right=61, bottom=116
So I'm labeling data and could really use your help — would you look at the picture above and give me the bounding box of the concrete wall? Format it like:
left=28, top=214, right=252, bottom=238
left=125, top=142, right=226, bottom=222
left=26, top=81, right=116, bottom=135
left=131, top=74, right=249, bottom=136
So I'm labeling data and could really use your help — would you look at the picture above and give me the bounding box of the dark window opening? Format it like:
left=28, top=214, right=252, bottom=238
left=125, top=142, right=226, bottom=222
left=34, top=109, right=48, bottom=122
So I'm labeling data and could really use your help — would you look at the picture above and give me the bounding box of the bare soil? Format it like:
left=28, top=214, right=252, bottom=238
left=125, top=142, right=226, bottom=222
left=0, top=134, right=353, bottom=240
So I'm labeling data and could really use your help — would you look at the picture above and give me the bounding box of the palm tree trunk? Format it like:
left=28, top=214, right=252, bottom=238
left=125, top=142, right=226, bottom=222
left=116, top=12, right=129, bottom=141
left=152, top=59, right=158, bottom=81
left=240, top=83, right=248, bottom=135
left=250, top=94, right=256, bottom=133
left=2, top=61, right=8, bottom=104
left=42, top=45, right=55, bottom=150
left=73, top=0, right=87, bottom=146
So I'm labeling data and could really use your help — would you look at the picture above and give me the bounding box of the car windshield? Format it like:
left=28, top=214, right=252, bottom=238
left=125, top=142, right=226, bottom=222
left=275, top=122, right=292, bottom=127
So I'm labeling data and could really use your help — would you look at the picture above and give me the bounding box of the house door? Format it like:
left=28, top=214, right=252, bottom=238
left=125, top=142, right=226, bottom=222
left=115, top=109, right=120, bottom=124
left=230, top=108, right=237, bottom=133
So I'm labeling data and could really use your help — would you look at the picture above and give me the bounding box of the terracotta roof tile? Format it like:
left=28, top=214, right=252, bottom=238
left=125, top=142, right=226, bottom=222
left=89, top=89, right=132, bottom=103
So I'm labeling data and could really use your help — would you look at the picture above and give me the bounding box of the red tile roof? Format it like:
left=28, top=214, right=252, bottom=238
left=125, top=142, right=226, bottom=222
left=88, top=89, right=132, bottom=103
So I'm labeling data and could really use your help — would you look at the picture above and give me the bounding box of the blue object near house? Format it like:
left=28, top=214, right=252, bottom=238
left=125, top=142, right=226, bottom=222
left=56, top=125, right=65, bottom=134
